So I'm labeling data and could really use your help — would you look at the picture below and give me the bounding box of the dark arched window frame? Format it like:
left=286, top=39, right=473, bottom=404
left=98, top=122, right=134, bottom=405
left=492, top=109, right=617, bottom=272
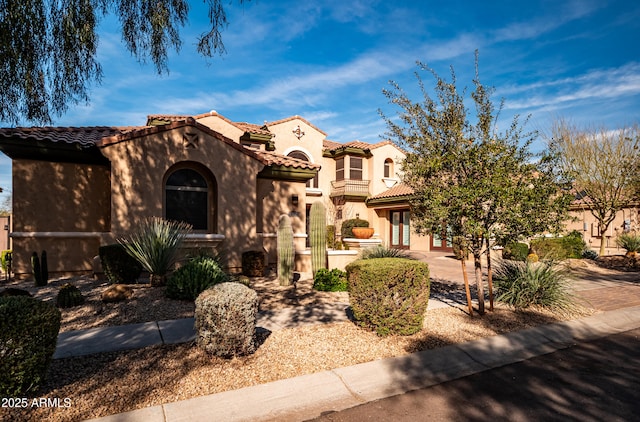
left=384, top=158, right=393, bottom=178
left=164, top=163, right=217, bottom=232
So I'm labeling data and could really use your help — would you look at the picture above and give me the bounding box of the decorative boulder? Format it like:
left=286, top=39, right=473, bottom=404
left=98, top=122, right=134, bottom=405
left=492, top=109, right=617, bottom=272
left=195, top=282, right=258, bottom=358
left=101, top=284, right=133, bottom=303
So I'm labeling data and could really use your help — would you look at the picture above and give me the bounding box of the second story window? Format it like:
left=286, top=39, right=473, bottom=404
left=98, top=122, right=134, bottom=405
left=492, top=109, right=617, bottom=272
left=336, top=157, right=344, bottom=181
left=350, top=156, right=363, bottom=180
left=384, top=158, right=393, bottom=178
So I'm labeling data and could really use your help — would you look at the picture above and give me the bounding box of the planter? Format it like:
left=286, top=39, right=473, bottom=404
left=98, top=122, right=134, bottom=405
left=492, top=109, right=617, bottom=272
left=352, top=227, right=374, bottom=239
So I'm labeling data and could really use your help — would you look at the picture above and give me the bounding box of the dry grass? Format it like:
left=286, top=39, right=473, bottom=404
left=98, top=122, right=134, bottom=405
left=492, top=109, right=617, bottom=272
left=0, top=272, right=595, bottom=422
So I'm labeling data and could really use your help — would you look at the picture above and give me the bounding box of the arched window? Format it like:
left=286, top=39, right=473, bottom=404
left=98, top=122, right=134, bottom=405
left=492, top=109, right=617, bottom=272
left=287, top=151, right=318, bottom=189
left=384, top=158, right=393, bottom=178
left=165, top=166, right=215, bottom=231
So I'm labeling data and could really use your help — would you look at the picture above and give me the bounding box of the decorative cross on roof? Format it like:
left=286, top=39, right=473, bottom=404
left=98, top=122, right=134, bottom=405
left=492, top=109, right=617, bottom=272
left=292, top=125, right=305, bottom=140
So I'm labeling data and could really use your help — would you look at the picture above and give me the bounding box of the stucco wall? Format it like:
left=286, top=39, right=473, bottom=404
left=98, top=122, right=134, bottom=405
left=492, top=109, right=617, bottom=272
left=11, top=159, right=110, bottom=275
left=100, top=126, right=266, bottom=269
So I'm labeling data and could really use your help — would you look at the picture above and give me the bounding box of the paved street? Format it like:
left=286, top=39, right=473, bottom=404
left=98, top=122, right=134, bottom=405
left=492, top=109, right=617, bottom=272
left=309, top=327, right=640, bottom=422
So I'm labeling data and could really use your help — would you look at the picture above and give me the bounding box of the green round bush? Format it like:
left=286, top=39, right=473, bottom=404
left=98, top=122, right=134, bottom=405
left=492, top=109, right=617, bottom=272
left=0, top=296, right=61, bottom=396
left=313, top=268, right=348, bottom=292
left=502, top=242, right=529, bottom=261
left=346, top=258, right=430, bottom=336
left=166, top=256, right=229, bottom=300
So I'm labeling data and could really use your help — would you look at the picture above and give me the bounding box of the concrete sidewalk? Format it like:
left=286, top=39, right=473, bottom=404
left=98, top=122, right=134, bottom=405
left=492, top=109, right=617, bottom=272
left=55, top=299, right=451, bottom=359
left=86, top=305, right=640, bottom=422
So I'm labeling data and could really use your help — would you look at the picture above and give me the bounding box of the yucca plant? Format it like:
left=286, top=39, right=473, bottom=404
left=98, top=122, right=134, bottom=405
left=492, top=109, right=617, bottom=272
left=118, top=217, right=192, bottom=286
left=616, top=233, right=640, bottom=255
left=493, top=259, right=576, bottom=313
left=359, top=245, right=413, bottom=260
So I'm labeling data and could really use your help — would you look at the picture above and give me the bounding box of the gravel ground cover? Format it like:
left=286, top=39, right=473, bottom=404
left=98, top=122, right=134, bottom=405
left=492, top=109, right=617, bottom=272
left=0, top=263, right=600, bottom=422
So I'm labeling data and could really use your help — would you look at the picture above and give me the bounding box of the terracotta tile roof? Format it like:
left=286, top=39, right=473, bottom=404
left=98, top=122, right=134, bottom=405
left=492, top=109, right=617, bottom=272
left=322, top=139, right=401, bottom=152
left=0, top=119, right=316, bottom=172
left=368, top=183, right=414, bottom=200
left=265, top=115, right=327, bottom=136
left=147, top=112, right=272, bottom=137
left=0, top=126, right=143, bottom=148
left=323, top=139, right=342, bottom=150
left=252, top=149, right=320, bottom=170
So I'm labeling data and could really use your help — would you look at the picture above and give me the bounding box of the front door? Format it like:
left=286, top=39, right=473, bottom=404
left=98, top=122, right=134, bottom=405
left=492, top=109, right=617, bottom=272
left=390, top=210, right=410, bottom=249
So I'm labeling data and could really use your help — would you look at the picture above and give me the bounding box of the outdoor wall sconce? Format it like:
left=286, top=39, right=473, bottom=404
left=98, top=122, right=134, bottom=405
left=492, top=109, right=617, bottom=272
left=291, top=194, right=299, bottom=207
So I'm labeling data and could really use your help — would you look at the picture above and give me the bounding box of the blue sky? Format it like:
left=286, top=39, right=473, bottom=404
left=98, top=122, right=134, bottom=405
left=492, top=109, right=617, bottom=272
left=1, top=0, right=639, bottom=206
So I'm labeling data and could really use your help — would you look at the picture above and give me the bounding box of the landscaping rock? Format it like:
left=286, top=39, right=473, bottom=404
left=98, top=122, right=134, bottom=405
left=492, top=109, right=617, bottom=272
left=195, top=282, right=258, bottom=358
left=595, top=255, right=640, bottom=272
left=101, top=284, right=133, bottom=302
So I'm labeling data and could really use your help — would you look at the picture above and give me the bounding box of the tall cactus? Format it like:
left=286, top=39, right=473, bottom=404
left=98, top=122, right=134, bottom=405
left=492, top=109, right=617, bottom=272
left=40, top=250, right=49, bottom=284
left=310, top=201, right=327, bottom=276
left=32, top=252, right=44, bottom=286
left=277, top=214, right=294, bottom=286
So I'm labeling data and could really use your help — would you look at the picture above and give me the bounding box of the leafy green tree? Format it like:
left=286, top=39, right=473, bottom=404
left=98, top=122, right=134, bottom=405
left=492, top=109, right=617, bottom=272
left=549, top=121, right=640, bottom=256
left=0, top=0, right=248, bottom=125
left=381, top=53, right=573, bottom=315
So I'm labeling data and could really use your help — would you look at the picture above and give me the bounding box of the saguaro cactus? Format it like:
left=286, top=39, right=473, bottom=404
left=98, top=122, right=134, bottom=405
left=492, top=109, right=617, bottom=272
left=32, top=252, right=44, bottom=286
left=40, top=250, right=49, bottom=284
left=277, top=214, right=294, bottom=286
left=310, top=201, right=327, bottom=276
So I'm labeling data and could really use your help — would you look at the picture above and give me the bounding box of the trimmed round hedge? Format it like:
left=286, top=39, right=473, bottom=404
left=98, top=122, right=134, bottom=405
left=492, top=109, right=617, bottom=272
left=0, top=296, right=61, bottom=396
left=346, top=258, right=430, bottom=336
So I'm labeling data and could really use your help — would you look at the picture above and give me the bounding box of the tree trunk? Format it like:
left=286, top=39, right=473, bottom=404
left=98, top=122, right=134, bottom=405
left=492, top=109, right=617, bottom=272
left=473, top=250, right=485, bottom=315
left=598, top=223, right=608, bottom=257
left=460, top=257, right=473, bottom=316
left=485, top=238, right=494, bottom=312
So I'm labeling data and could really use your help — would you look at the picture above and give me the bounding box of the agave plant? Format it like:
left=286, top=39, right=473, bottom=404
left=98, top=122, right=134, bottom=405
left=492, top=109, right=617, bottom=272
left=119, top=217, right=192, bottom=286
left=616, top=233, right=640, bottom=255
left=493, top=259, right=576, bottom=313
left=359, top=245, right=413, bottom=260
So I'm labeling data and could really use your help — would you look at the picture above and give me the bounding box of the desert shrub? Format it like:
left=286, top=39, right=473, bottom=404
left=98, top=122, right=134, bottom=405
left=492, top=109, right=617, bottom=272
left=241, top=250, right=265, bottom=277
left=313, top=268, right=348, bottom=292
left=1, top=249, right=11, bottom=272
left=56, top=283, right=84, bottom=308
left=195, top=282, right=258, bottom=358
left=582, top=249, right=598, bottom=260
left=341, top=218, right=369, bottom=238
left=99, top=244, right=143, bottom=284
left=494, top=260, right=576, bottom=312
left=502, top=242, right=529, bottom=261
left=530, top=232, right=586, bottom=260
left=0, top=296, right=61, bottom=396
left=346, top=258, right=430, bottom=336
left=359, top=245, right=413, bottom=260
left=166, top=256, right=229, bottom=300
left=119, top=217, right=191, bottom=286
left=526, top=253, right=539, bottom=263
left=616, top=233, right=640, bottom=253
left=326, top=225, right=336, bottom=249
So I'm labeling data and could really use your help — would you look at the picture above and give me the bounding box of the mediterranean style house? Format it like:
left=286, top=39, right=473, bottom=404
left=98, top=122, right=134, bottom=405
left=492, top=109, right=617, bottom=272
left=0, top=110, right=434, bottom=277
left=0, top=110, right=637, bottom=277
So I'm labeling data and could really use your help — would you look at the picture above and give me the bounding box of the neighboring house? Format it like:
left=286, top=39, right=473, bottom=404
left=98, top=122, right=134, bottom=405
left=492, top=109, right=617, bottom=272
left=565, top=194, right=640, bottom=254
left=0, top=111, right=434, bottom=277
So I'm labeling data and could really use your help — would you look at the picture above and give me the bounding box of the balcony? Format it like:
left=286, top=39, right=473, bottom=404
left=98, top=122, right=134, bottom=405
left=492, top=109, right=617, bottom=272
left=330, top=179, right=370, bottom=200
